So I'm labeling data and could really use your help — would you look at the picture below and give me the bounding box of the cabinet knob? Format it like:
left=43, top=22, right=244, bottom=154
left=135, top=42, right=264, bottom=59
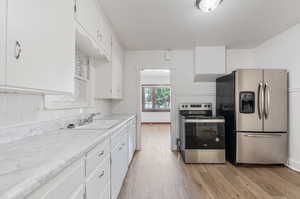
left=98, top=150, right=104, bottom=157
left=15, top=41, right=22, bottom=59
left=118, top=146, right=122, bottom=151
left=98, top=170, right=105, bottom=178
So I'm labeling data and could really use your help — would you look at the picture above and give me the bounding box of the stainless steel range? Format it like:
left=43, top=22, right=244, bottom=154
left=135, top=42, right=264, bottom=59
left=178, top=103, right=225, bottom=163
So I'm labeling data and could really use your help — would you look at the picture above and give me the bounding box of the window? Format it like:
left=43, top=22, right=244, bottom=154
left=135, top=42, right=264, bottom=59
left=142, top=85, right=171, bottom=112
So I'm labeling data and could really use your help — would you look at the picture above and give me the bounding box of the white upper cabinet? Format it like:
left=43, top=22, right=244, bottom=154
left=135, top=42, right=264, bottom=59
left=76, top=0, right=99, bottom=42
left=194, top=46, right=226, bottom=82
left=75, top=0, right=111, bottom=60
left=6, top=0, right=75, bottom=93
left=0, top=0, right=6, bottom=86
left=94, top=36, right=123, bottom=99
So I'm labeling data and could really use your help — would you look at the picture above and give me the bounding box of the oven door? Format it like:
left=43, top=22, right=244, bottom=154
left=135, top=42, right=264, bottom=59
left=184, top=119, right=225, bottom=149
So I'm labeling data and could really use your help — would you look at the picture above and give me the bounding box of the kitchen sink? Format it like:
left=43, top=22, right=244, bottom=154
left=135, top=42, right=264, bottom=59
left=75, top=120, right=120, bottom=130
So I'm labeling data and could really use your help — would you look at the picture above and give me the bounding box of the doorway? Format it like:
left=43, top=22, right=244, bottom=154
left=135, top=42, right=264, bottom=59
left=139, top=69, right=172, bottom=150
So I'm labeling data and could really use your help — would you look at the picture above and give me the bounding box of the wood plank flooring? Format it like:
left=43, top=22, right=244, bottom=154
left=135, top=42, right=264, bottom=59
left=118, top=124, right=300, bottom=199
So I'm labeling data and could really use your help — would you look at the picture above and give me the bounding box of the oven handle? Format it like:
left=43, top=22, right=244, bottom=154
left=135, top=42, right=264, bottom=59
left=184, top=119, right=225, bottom=123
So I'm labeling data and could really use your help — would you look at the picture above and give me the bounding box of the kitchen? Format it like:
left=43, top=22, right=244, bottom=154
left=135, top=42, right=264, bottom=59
left=1, top=0, right=300, bottom=199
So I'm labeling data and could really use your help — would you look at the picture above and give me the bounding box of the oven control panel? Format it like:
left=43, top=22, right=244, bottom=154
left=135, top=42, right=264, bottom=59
left=179, top=103, right=212, bottom=111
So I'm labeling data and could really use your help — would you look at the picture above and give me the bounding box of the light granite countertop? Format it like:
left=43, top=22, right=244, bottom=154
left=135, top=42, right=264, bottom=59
left=0, top=114, right=136, bottom=199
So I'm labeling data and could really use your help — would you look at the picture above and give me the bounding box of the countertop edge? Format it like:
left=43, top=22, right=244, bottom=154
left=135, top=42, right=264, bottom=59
left=0, top=114, right=136, bottom=199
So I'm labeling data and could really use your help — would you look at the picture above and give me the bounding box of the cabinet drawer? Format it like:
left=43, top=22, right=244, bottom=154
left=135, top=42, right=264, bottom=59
left=86, top=139, right=110, bottom=176
left=111, top=126, right=127, bottom=150
left=86, top=157, right=110, bottom=199
left=26, top=158, right=85, bottom=199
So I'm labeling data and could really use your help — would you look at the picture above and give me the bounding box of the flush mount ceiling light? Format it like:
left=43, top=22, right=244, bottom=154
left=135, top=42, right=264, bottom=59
left=195, top=0, right=223, bottom=13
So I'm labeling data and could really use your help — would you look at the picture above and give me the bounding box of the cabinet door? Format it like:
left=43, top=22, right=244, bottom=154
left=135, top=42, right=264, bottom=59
left=76, top=0, right=101, bottom=45
left=111, top=143, right=124, bottom=199
left=111, top=39, right=123, bottom=99
left=86, top=157, right=110, bottom=199
left=128, top=125, right=133, bottom=164
left=121, top=134, right=128, bottom=179
left=6, top=0, right=75, bottom=93
left=132, top=119, right=137, bottom=151
left=94, top=62, right=113, bottom=99
left=0, top=0, right=6, bottom=85
left=128, top=120, right=137, bottom=164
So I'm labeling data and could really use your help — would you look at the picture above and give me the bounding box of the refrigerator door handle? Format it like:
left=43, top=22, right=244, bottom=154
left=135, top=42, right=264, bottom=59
left=264, top=83, right=270, bottom=119
left=258, top=82, right=264, bottom=120
left=243, top=134, right=282, bottom=138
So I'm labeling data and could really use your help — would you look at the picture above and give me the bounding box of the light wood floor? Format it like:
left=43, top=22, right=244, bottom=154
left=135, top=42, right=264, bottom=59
left=118, top=124, right=300, bottom=199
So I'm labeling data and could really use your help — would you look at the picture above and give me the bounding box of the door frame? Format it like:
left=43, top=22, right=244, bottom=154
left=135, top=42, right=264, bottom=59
left=135, top=66, right=177, bottom=151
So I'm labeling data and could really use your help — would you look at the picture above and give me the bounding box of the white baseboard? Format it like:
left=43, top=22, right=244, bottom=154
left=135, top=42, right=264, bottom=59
left=286, top=158, right=300, bottom=173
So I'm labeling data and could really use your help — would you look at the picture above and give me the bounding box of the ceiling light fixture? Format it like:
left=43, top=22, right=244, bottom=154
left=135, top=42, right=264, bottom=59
left=195, top=0, right=223, bottom=13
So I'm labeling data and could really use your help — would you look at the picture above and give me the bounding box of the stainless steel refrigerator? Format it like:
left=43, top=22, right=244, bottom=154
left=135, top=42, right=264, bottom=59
left=216, top=69, right=288, bottom=164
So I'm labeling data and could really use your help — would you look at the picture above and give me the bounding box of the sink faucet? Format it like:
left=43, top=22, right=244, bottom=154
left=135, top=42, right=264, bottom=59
left=86, top=112, right=101, bottom=123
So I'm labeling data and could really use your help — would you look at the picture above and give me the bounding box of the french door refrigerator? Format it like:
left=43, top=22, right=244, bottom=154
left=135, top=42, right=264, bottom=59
left=216, top=69, right=288, bottom=164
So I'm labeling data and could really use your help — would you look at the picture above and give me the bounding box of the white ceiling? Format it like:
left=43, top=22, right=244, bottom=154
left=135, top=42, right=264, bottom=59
left=100, top=0, right=300, bottom=50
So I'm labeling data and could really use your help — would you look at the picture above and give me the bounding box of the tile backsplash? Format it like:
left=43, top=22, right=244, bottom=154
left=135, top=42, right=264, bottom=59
left=0, top=93, right=95, bottom=128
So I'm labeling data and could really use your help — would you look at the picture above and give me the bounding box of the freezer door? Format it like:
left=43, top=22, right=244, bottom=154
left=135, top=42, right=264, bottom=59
left=235, top=69, right=263, bottom=132
left=263, top=69, right=288, bottom=132
left=236, top=132, right=287, bottom=164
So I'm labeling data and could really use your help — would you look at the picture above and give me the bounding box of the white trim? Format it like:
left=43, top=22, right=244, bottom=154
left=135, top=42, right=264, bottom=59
left=136, top=66, right=176, bottom=151
left=289, top=88, right=300, bottom=93
left=286, top=158, right=300, bottom=173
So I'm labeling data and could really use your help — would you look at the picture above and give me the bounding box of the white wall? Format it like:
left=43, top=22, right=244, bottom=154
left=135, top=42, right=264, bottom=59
left=141, top=112, right=170, bottom=123
left=251, top=23, right=300, bottom=171
left=0, top=92, right=111, bottom=128
left=140, top=74, right=170, bottom=85
left=226, top=49, right=255, bottom=72
left=111, top=50, right=247, bottom=149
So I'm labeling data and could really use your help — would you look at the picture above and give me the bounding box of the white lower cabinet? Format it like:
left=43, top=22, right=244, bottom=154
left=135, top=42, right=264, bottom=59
left=86, top=157, right=110, bottom=199
left=128, top=119, right=137, bottom=164
left=111, top=127, right=129, bottom=199
left=25, top=117, right=136, bottom=199
left=111, top=144, right=124, bottom=199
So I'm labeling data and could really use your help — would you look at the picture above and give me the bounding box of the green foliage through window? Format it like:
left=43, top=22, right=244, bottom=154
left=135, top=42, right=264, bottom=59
left=142, top=86, right=171, bottom=111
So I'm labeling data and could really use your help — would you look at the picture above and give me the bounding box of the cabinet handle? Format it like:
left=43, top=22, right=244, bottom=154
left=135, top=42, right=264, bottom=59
left=122, top=143, right=126, bottom=146
left=118, top=146, right=122, bottom=151
left=15, top=41, right=22, bottom=59
left=98, top=150, right=104, bottom=157
left=98, top=170, right=105, bottom=178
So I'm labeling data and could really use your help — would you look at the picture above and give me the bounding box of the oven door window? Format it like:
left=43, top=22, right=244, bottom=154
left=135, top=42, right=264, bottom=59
left=185, top=122, right=225, bottom=149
